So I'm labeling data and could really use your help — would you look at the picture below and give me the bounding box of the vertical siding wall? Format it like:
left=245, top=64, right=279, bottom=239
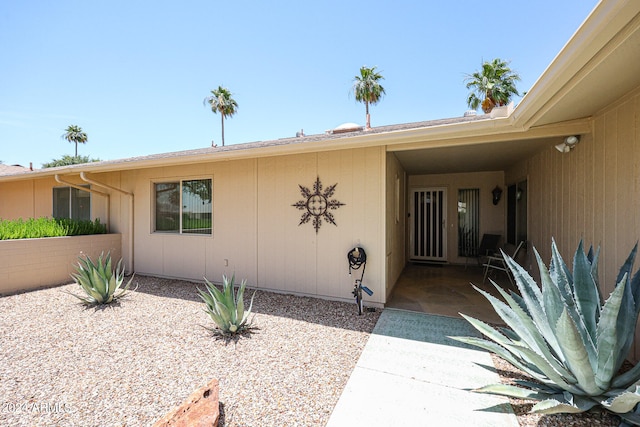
left=129, top=147, right=386, bottom=304
left=0, top=178, right=53, bottom=219
left=506, top=89, right=640, bottom=360
left=408, top=171, right=505, bottom=264
left=0, top=180, right=35, bottom=218
left=129, top=160, right=258, bottom=286
left=385, top=153, right=406, bottom=298
left=258, top=148, right=384, bottom=302
left=0, top=176, right=109, bottom=225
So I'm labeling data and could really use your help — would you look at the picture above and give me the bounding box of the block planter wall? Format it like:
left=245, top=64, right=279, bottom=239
left=0, top=234, right=121, bottom=294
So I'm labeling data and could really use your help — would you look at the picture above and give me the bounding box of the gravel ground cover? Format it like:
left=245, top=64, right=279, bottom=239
left=0, top=276, right=379, bottom=427
left=3, top=274, right=629, bottom=427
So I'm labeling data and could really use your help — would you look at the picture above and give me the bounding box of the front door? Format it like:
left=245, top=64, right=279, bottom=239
left=410, top=188, right=447, bottom=261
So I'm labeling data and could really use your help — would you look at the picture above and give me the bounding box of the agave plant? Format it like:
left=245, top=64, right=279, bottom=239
left=451, top=240, right=640, bottom=425
left=198, top=274, right=255, bottom=335
left=68, top=252, right=134, bottom=305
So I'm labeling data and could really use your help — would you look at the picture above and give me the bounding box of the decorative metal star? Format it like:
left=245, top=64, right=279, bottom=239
left=292, top=176, right=345, bottom=233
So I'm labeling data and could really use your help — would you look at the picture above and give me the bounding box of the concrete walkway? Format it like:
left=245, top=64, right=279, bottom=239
left=327, top=308, right=519, bottom=427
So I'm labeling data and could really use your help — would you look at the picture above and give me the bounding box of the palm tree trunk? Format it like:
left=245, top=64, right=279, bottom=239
left=75, top=142, right=78, bottom=157
left=365, top=102, right=371, bottom=129
left=221, top=114, right=225, bottom=146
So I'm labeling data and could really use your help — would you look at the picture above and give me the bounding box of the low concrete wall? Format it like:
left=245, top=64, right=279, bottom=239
left=0, top=234, right=122, bottom=294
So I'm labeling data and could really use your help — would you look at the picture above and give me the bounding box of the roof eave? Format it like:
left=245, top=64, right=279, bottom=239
left=0, top=112, right=597, bottom=184
left=512, top=0, right=640, bottom=129
left=0, top=117, right=519, bottom=182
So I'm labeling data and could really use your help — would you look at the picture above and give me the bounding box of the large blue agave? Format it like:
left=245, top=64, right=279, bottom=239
left=452, top=240, right=640, bottom=425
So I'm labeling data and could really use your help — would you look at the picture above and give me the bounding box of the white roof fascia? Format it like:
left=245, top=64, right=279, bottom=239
left=512, top=0, right=640, bottom=129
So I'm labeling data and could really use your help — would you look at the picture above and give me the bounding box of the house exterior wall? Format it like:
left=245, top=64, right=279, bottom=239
left=124, top=146, right=386, bottom=304
left=407, top=171, right=505, bottom=264
left=0, top=175, right=108, bottom=225
left=0, top=179, right=35, bottom=218
left=506, top=86, right=640, bottom=360
left=0, top=147, right=386, bottom=303
left=0, top=178, right=54, bottom=219
left=385, top=152, right=406, bottom=298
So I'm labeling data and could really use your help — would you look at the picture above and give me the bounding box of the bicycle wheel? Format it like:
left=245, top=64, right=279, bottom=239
left=356, top=286, right=363, bottom=315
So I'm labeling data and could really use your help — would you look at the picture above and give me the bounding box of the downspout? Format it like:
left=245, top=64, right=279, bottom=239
left=80, top=172, right=135, bottom=274
left=54, top=174, right=111, bottom=232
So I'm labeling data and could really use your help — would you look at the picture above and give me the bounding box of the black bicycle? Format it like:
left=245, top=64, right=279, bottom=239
left=347, top=247, right=373, bottom=315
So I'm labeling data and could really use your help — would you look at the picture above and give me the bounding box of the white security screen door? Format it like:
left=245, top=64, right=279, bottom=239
left=410, top=188, right=447, bottom=261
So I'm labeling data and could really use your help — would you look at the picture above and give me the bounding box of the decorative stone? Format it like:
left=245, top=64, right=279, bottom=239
left=153, top=379, right=219, bottom=427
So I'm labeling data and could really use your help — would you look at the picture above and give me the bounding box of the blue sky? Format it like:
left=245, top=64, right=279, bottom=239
left=1, top=0, right=599, bottom=168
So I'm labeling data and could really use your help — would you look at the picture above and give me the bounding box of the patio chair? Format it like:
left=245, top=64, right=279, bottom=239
left=476, top=234, right=501, bottom=265
left=482, top=240, right=525, bottom=286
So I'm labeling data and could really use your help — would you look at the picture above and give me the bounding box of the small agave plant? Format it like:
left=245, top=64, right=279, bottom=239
left=68, top=252, right=134, bottom=305
left=452, top=240, right=640, bottom=426
left=198, top=274, right=255, bottom=335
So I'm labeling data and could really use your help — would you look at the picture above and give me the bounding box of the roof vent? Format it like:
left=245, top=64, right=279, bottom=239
left=330, top=122, right=363, bottom=134
left=463, top=110, right=477, bottom=117
left=296, top=129, right=305, bottom=137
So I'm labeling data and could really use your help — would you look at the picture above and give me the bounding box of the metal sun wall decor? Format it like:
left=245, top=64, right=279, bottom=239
left=292, top=176, right=345, bottom=233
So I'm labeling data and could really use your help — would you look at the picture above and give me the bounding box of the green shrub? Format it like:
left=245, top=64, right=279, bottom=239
left=67, top=252, right=134, bottom=305
left=198, top=274, right=255, bottom=335
left=55, top=218, right=107, bottom=236
left=0, top=217, right=106, bottom=240
left=452, top=240, right=640, bottom=425
left=0, top=217, right=63, bottom=239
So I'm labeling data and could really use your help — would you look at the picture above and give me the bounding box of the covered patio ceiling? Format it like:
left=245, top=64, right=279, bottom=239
left=391, top=135, right=559, bottom=175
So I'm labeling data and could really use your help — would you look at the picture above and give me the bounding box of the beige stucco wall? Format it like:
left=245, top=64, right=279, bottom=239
left=408, top=171, right=505, bottom=264
left=0, top=175, right=108, bottom=226
left=506, top=86, right=640, bottom=359
left=385, top=152, right=406, bottom=298
left=0, top=234, right=121, bottom=294
left=0, top=178, right=54, bottom=219
left=0, top=180, right=35, bottom=218
left=0, top=147, right=386, bottom=303
left=125, top=146, right=386, bottom=304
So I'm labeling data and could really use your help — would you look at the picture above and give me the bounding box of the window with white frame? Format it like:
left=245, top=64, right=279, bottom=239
left=53, top=186, right=91, bottom=220
left=154, top=178, right=212, bottom=234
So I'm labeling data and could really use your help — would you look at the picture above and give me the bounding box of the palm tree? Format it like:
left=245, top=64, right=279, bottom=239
left=352, top=66, right=386, bottom=130
left=465, top=58, right=521, bottom=113
left=203, top=86, right=238, bottom=146
left=61, top=125, right=88, bottom=157
left=42, top=154, right=101, bottom=168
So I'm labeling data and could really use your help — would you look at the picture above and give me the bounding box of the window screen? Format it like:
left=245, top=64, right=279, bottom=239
left=155, top=182, right=180, bottom=232
left=53, top=186, right=90, bottom=220
left=154, top=179, right=212, bottom=235
left=458, top=188, right=480, bottom=257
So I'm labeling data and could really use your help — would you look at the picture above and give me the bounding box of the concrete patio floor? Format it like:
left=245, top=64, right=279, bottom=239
left=385, top=263, right=515, bottom=325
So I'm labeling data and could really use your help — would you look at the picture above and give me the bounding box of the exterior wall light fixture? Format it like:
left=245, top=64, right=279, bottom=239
left=555, top=135, right=581, bottom=153
left=492, top=186, right=503, bottom=205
